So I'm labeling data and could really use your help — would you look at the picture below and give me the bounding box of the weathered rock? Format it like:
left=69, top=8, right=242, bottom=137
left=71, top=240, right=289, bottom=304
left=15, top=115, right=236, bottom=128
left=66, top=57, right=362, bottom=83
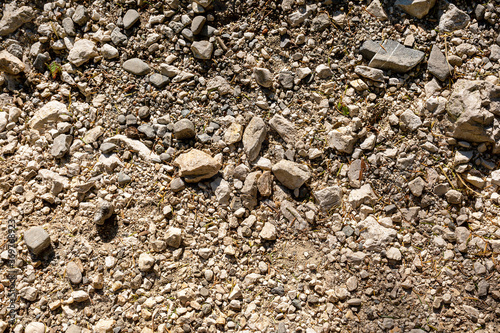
left=207, top=75, right=232, bottom=95
left=386, top=247, right=402, bottom=261
left=122, top=58, right=150, bottom=75
left=269, top=114, right=297, bottom=145
left=327, top=126, right=357, bottom=154
left=211, top=178, right=231, bottom=205
left=94, top=200, right=114, bottom=225
left=278, top=71, right=294, bottom=89
left=243, top=117, right=267, bottom=161
left=288, top=5, right=314, bottom=27
left=0, top=3, right=34, bottom=36
left=272, top=160, right=311, bottom=190
left=68, top=39, right=98, bottom=67
left=25, top=322, right=45, bottom=333
left=241, top=171, right=261, bottom=210
left=138, top=253, right=155, bottom=271
left=165, top=227, right=182, bottom=248
left=358, top=216, right=397, bottom=251
left=354, top=66, right=385, bottom=82
left=51, top=134, right=72, bottom=158
left=348, top=184, right=377, bottom=208
left=439, top=4, right=470, bottom=32
left=0, top=112, right=8, bottom=132
left=315, top=64, right=333, bottom=79
left=0, top=49, right=25, bottom=75
left=123, top=9, right=140, bottom=29
left=348, top=159, right=364, bottom=188
left=260, top=222, right=277, bottom=240
left=445, top=189, right=462, bottom=204
left=313, top=186, right=342, bottom=211
left=173, top=119, right=196, bottom=139
left=408, top=177, right=425, bottom=197
left=100, top=44, right=119, bottom=59
left=400, top=110, right=422, bottom=131
left=428, top=45, right=451, bottom=81
left=368, top=39, right=425, bottom=73
left=224, top=122, right=243, bottom=145
left=71, top=290, right=89, bottom=302
left=281, top=200, right=308, bottom=231
left=191, top=41, right=213, bottom=60
left=395, top=0, right=436, bottom=19
left=446, top=80, right=500, bottom=143
left=191, top=16, right=206, bottom=35
left=105, top=135, right=159, bottom=162
left=366, top=0, right=388, bottom=20
left=72, top=5, right=89, bottom=25
left=66, top=261, right=83, bottom=284
left=173, top=149, right=221, bottom=182
left=257, top=171, right=273, bottom=197
left=94, top=319, right=115, bottom=333
left=24, top=227, right=51, bottom=255
left=253, top=68, right=273, bottom=88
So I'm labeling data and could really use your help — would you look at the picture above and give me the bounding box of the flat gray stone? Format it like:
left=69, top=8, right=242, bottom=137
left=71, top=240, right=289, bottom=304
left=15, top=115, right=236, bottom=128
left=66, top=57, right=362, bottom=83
left=313, top=186, right=342, bottom=211
left=272, top=160, right=311, bottom=190
left=123, top=9, right=140, bottom=29
left=428, top=45, right=451, bottom=81
left=368, top=39, right=424, bottom=73
left=354, top=65, right=385, bottom=82
left=123, top=58, right=150, bottom=75
left=24, top=227, right=51, bottom=255
left=150, top=73, right=169, bottom=88
left=253, top=67, right=273, bottom=88
left=269, top=114, right=297, bottom=145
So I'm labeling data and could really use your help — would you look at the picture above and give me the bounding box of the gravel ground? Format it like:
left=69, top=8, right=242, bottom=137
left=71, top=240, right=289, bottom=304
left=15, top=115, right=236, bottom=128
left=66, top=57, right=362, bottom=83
left=1, top=0, right=500, bottom=332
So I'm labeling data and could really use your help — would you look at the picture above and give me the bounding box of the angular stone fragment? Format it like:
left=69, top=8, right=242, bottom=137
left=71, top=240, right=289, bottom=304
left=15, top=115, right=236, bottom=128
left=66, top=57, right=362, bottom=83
left=224, top=122, right=243, bottom=145
left=354, top=66, right=385, bottom=82
left=94, top=319, right=115, bottom=333
left=66, top=261, right=83, bottom=284
left=243, top=117, right=267, bottom=161
left=173, top=119, right=195, bottom=139
left=366, top=0, right=388, bottom=20
left=446, top=80, right=500, bottom=143
left=439, top=4, right=470, bottom=32
left=288, top=5, right=314, bottom=27
left=272, top=160, right=311, bottom=190
left=327, top=126, right=357, bottom=154
left=358, top=216, right=397, bottom=251
left=191, top=41, right=213, bottom=60
left=29, top=101, right=66, bottom=133
left=0, top=3, right=35, bottom=36
left=428, top=45, right=451, bottom=81
left=138, top=253, right=155, bottom=271
left=94, top=200, right=114, bottom=225
left=395, top=0, right=436, bottom=19
left=68, top=39, right=98, bottom=67
left=368, top=39, right=424, bottom=73
left=400, top=109, right=422, bottom=131
left=313, top=186, right=342, bottom=211
left=173, top=149, right=221, bottom=182
left=241, top=171, right=261, bottom=210
left=165, top=227, right=182, bottom=248
left=25, top=322, right=45, bottom=333
left=0, top=49, right=25, bottom=74
left=269, top=114, right=297, bottom=145
left=105, top=135, right=159, bottom=162
left=24, top=227, right=51, bottom=255
left=281, top=200, right=308, bottom=231
left=260, top=222, right=277, bottom=241
left=348, top=184, right=377, bottom=208
left=257, top=171, right=273, bottom=197
left=51, top=134, right=72, bottom=158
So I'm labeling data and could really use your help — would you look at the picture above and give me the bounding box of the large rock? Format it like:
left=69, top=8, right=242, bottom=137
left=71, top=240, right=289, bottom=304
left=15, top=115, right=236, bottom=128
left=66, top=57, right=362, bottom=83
left=173, top=149, right=221, bottom=182
left=68, top=39, right=98, bottom=67
left=253, top=68, right=273, bottom=88
left=24, top=227, right=51, bottom=255
left=358, top=216, right=397, bottom=251
left=0, top=49, right=25, bottom=74
left=395, top=0, right=436, bottom=19
left=269, top=114, right=297, bottom=145
left=427, top=45, right=451, bottom=81
left=242, top=117, right=267, bottom=161
left=191, top=41, right=213, bottom=60
left=29, top=101, right=66, bottom=133
left=367, top=39, right=424, bottom=73
left=272, top=160, right=311, bottom=190
left=439, top=4, right=470, bottom=32
left=122, top=58, right=150, bottom=75
left=446, top=80, right=500, bottom=143
left=0, top=3, right=35, bottom=36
